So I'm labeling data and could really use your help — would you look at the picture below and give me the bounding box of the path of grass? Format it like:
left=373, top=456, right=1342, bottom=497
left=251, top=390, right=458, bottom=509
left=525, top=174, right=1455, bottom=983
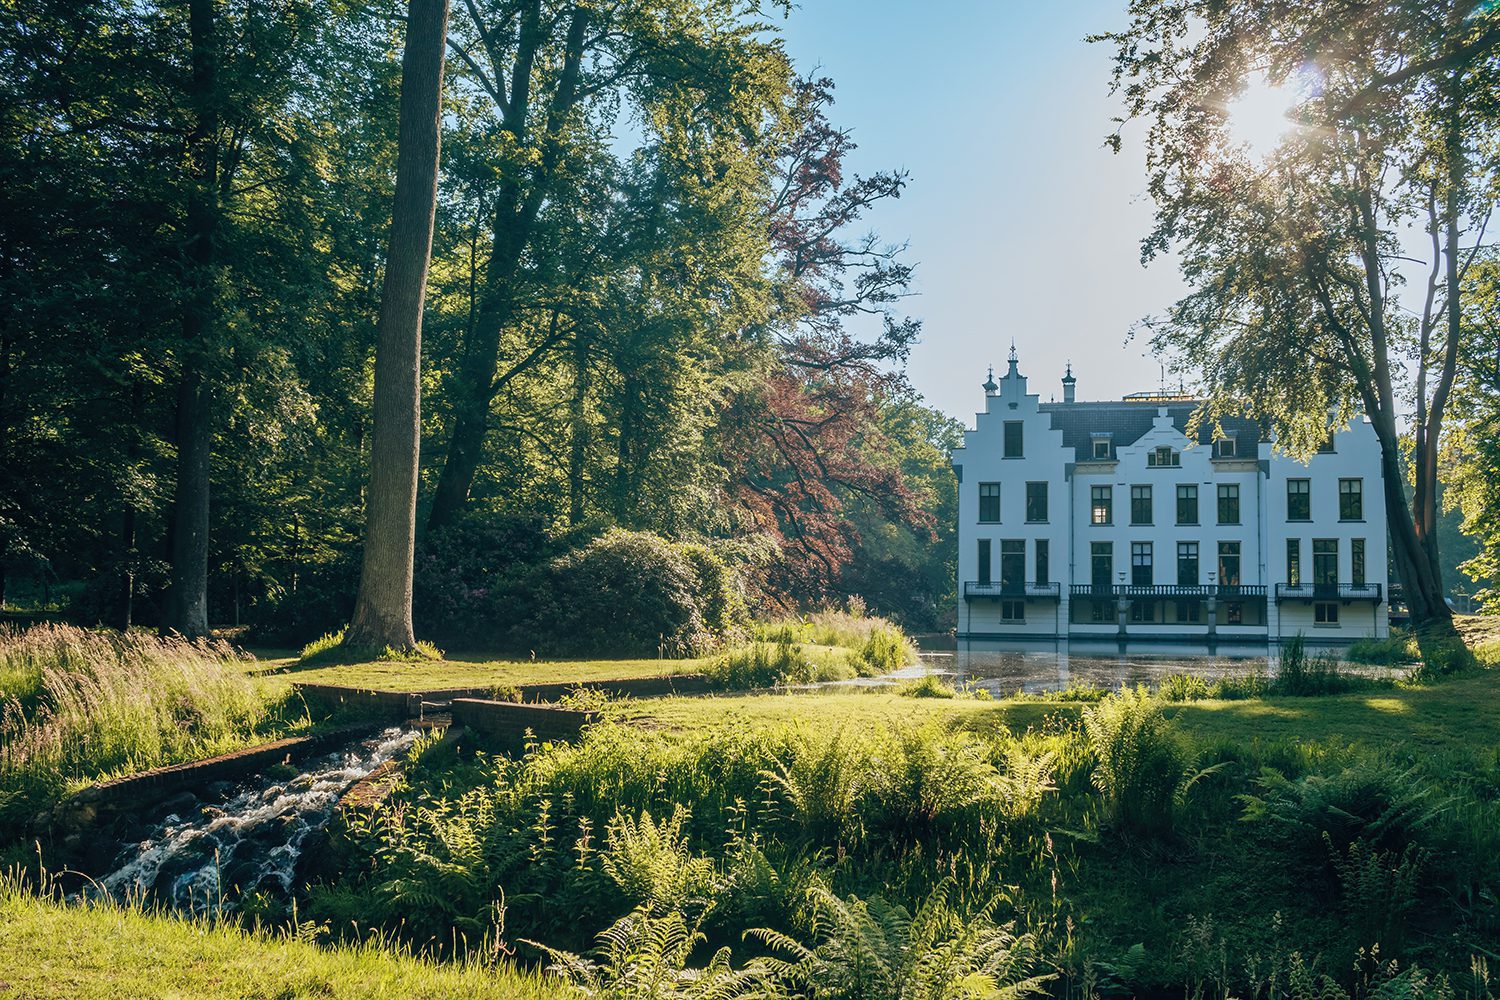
left=621, top=671, right=1500, bottom=755
left=0, top=891, right=565, bottom=999
left=266, top=644, right=853, bottom=693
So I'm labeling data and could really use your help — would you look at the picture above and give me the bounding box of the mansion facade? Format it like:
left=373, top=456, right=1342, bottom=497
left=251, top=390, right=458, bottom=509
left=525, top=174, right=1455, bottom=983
left=952, top=351, right=1389, bottom=643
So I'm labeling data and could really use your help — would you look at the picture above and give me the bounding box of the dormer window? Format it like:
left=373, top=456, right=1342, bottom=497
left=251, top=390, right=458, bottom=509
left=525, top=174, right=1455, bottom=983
left=1215, top=437, right=1237, bottom=459
left=1147, top=446, right=1180, bottom=467
left=1091, top=436, right=1111, bottom=460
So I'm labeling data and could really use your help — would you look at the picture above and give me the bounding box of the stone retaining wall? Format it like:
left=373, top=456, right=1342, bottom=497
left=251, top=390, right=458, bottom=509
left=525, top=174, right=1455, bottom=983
left=293, top=673, right=711, bottom=721
left=45, top=723, right=377, bottom=837
left=450, top=698, right=597, bottom=750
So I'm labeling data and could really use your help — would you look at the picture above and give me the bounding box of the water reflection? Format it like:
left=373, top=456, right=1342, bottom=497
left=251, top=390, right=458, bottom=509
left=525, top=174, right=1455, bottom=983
left=912, top=636, right=1347, bottom=696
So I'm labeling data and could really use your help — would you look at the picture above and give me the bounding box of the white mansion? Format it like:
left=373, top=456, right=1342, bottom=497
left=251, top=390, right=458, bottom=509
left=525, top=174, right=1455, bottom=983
left=952, top=350, right=1389, bottom=643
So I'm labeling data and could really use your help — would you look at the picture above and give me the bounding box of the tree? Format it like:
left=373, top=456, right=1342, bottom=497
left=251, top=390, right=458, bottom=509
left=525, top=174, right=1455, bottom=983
left=346, top=0, right=451, bottom=653
left=1097, top=0, right=1500, bottom=628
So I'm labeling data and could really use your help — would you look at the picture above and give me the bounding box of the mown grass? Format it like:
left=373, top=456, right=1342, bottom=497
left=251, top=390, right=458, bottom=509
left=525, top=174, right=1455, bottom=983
left=0, top=880, right=563, bottom=999
left=275, top=652, right=716, bottom=692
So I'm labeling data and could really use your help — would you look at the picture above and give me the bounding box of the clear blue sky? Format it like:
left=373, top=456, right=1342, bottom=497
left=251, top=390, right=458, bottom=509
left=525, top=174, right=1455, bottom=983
left=775, top=1, right=1186, bottom=421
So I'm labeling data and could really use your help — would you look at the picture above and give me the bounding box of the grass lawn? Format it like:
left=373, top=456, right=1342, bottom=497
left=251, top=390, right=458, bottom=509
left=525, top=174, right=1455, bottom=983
left=261, top=644, right=854, bottom=693
left=0, top=891, right=565, bottom=1000
left=621, top=670, right=1500, bottom=755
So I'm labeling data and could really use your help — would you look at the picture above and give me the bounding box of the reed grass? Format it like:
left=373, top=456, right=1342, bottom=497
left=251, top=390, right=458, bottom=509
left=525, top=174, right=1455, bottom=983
left=0, top=624, right=294, bottom=830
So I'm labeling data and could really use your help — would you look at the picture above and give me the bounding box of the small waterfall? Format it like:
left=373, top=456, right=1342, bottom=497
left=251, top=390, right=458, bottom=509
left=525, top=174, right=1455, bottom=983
left=90, top=726, right=416, bottom=912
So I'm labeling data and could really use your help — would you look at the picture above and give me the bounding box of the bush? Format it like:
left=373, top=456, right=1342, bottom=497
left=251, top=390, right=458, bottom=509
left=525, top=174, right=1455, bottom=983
left=413, top=516, right=549, bottom=645
left=1347, top=628, right=1420, bottom=666
left=522, top=530, right=746, bottom=658
left=1083, top=687, right=1190, bottom=838
left=1273, top=635, right=1360, bottom=696
left=855, top=624, right=916, bottom=675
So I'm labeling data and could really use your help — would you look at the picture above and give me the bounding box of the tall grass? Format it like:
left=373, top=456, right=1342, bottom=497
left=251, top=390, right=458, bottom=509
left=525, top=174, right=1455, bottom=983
left=750, top=611, right=916, bottom=675
left=703, top=642, right=854, bottom=689
left=0, top=624, right=289, bottom=828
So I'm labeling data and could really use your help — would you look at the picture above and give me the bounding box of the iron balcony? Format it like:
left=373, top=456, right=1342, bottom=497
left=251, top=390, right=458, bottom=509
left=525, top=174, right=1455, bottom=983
left=1066, top=584, right=1268, bottom=599
left=963, top=581, right=1062, bottom=601
left=1274, top=582, right=1384, bottom=602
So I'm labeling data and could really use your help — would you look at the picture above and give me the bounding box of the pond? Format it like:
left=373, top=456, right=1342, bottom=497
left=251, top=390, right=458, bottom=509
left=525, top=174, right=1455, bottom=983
left=890, top=636, right=1391, bottom=697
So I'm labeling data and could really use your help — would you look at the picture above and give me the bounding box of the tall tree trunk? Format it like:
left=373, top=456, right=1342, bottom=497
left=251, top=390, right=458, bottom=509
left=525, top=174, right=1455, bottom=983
left=163, top=0, right=219, bottom=639
left=345, top=0, right=450, bottom=653
left=118, top=379, right=143, bottom=630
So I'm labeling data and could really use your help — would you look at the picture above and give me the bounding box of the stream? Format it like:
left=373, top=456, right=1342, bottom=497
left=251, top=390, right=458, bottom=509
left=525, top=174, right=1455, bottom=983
left=88, top=726, right=416, bottom=913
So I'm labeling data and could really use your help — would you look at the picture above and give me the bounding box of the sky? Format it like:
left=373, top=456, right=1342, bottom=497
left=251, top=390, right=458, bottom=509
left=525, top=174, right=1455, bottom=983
left=774, top=1, right=1189, bottom=422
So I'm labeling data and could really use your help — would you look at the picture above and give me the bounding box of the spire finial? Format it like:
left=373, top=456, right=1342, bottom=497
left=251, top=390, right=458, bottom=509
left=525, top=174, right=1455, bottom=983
left=1006, top=341, right=1019, bottom=377
left=982, top=366, right=998, bottom=395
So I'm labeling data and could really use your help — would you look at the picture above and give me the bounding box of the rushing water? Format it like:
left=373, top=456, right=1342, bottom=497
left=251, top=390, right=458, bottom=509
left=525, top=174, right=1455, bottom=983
left=90, top=727, right=416, bottom=913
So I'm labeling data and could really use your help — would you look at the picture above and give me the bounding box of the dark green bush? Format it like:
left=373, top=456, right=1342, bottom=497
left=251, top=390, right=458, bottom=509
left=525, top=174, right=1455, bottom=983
left=521, top=529, right=745, bottom=658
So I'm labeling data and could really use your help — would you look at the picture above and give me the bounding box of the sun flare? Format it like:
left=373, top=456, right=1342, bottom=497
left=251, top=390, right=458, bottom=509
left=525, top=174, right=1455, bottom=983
left=1225, top=71, right=1306, bottom=158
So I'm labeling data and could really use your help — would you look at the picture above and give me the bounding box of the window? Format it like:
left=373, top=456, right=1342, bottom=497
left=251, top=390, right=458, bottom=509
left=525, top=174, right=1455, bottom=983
left=1091, top=601, right=1112, bottom=622
left=1315, top=602, right=1340, bottom=625
left=1176, top=484, right=1199, bottom=525
left=1352, top=539, right=1366, bottom=587
left=1317, top=437, right=1336, bottom=453
left=1287, top=479, right=1311, bottom=521
left=1148, top=446, right=1180, bottom=467
left=1131, top=541, right=1153, bottom=587
left=1313, top=539, right=1338, bottom=585
left=1003, top=421, right=1023, bottom=458
left=1215, top=437, right=1237, bottom=458
left=1287, top=538, right=1301, bottom=586
left=1130, top=600, right=1157, bottom=623
left=1000, top=540, right=1026, bottom=592
left=1025, top=482, right=1048, bottom=522
left=1035, top=539, right=1049, bottom=585
left=1226, top=602, right=1244, bottom=624
left=1091, top=485, right=1113, bottom=525
left=1130, top=484, right=1153, bottom=525
left=977, top=539, right=991, bottom=584
left=1339, top=478, right=1363, bottom=520
left=1217, top=483, right=1240, bottom=524
left=1091, top=542, right=1113, bottom=589
left=1176, top=600, right=1202, bottom=623
left=953, top=464, right=963, bottom=483
left=1218, top=541, right=1242, bottom=586
left=1177, top=542, right=1199, bottom=587
left=1000, top=600, right=1025, bottom=623
left=979, top=483, right=1000, bottom=523
left=1092, top=438, right=1111, bottom=460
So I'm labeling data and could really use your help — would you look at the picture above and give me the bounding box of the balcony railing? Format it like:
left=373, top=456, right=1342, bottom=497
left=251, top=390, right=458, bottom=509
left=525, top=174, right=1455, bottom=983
left=1274, top=582, right=1384, bottom=602
left=1067, top=584, right=1268, bottom=600
left=963, top=581, right=1062, bottom=601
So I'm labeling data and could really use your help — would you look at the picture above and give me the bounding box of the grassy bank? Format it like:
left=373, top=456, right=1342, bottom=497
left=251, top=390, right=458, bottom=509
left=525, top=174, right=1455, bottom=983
left=0, top=625, right=304, bottom=839
left=0, top=883, right=562, bottom=999
left=310, top=652, right=1500, bottom=997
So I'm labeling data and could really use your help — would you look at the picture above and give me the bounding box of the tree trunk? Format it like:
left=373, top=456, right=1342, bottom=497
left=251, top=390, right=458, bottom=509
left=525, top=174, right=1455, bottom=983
left=162, top=0, right=218, bottom=640
left=345, top=0, right=450, bottom=653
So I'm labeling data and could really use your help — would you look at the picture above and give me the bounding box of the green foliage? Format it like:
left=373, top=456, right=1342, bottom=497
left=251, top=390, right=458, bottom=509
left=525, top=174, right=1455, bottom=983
left=1083, top=688, right=1190, bottom=838
left=897, top=674, right=957, bottom=699
left=1274, top=636, right=1362, bottom=696
left=0, top=624, right=292, bottom=833
left=1346, top=629, right=1421, bottom=666
left=704, top=641, right=852, bottom=690
left=524, top=530, right=747, bottom=658
left=856, top=624, right=917, bottom=675
left=751, top=881, right=1051, bottom=1000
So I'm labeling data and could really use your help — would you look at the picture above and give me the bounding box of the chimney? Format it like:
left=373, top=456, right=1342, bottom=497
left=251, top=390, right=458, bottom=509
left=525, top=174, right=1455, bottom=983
left=1062, top=362, right=1076, bottom=404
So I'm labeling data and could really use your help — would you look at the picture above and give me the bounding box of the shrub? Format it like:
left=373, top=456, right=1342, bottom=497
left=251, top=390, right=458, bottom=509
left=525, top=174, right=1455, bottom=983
left=1347, top=629, right=1420, bottom=666
left=413, top=516, right=550, bottom=644
left=1083, top=687, right=1189, bottom=837
left=522, top=530, right=743, bottom=658
left=1273, top=635, right=1359, bottom=696
left=704, top=642, right=852, bottom=690
left=897, top=673, right=956, bottom=698
left=855, top=624, right=916, bottom=675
